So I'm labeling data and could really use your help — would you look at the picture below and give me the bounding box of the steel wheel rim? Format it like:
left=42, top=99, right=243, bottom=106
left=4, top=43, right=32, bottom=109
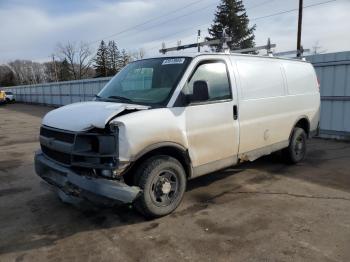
left=294, top=135, right=305, bottom=157
left=150, top=169, right=179, bottom=207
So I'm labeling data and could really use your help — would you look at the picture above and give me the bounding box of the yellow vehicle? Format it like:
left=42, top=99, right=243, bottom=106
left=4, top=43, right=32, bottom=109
left=0, top=90, right=6, bottom=104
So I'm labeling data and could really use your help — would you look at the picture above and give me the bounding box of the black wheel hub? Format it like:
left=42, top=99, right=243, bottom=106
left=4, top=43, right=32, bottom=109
left=150, top=170, right=179, bottom=207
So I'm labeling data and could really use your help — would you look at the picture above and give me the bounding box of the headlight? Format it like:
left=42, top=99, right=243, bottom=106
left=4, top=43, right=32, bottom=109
left=109, top=123, right=119, bottom=133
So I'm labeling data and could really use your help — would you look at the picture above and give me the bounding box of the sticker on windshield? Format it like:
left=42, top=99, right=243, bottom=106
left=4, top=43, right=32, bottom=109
left=162, top=58, right=185, bottom=65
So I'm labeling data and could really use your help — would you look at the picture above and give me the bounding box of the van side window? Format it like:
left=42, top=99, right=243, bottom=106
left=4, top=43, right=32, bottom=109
left=237, top=60, right=284, bottom=100
left=184, top=62, right=231, bottom=101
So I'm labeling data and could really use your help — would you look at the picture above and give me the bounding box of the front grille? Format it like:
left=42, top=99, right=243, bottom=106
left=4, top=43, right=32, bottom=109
left=40, top=126, right=75, bottom=165
left=41, top=145, right=71, bottom=165
left=40, top=126, right=118, bottom=169
left=40, top=126, right=75, bottom=143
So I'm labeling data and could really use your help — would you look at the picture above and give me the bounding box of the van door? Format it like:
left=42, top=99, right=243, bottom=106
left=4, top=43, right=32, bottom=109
left=182, top=59, right=239, bottom=177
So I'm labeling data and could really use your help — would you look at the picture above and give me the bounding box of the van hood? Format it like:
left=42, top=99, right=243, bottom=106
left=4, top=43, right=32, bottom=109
left=42, top=101, right=149, bottom=132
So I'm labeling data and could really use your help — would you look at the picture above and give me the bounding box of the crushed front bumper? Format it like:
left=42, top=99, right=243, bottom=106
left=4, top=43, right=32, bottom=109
left=35, top=151, right=140, bottom=205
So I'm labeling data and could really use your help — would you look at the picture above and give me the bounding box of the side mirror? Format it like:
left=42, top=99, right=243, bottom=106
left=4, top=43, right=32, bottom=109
left=189, top=80, right=209, bottom=103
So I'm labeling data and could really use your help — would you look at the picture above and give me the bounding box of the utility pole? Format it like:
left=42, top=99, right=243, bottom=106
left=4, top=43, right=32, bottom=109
left=296, top=0, right=303, bottom=57
left=197, top=30, right=201, bottom=52
left=51, top=54, right=58, bottom=82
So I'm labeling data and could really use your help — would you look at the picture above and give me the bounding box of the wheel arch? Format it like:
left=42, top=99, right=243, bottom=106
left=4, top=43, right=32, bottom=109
left=290, top=116, right=311, bottom=139
left=123, top=142, right=193, bottom=184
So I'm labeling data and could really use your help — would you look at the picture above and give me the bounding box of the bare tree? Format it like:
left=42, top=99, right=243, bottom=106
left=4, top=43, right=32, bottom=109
left=43, top=61, right=58, bottom=82
left=6, top=60, right=47, bottom=85
left=57, top=42, right=76, bottom=79
left=78, top=42, right=93, bottom=79
left=131, top=48, right=146, bottom=61
left=119, top=49, right=132, bottom=67
left=57, top=41, right=93, bottom=80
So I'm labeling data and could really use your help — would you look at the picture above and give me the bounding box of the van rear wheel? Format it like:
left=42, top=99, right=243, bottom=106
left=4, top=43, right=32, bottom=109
left=134, top=155, right=186, bottom=218
left=283, top=127, right=307, bottom=164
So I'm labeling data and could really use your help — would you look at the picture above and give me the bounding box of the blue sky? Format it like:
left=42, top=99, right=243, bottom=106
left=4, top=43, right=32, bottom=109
left=0, top=0, right=349, bottom=62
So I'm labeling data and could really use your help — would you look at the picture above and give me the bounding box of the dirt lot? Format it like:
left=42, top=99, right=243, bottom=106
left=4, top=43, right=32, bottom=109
left=0, top=103, right=350, bottom=262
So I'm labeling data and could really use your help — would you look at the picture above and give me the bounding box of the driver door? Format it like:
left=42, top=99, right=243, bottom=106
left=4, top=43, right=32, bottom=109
left=183, top=59, right=239, bottom=177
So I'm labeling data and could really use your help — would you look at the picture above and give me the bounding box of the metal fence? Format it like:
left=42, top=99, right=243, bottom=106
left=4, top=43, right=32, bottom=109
left=4, top=77, right=111, bottom=106
left=307, top=51, right=350, bottom=139
left=3, top=51, right=350, bottom=139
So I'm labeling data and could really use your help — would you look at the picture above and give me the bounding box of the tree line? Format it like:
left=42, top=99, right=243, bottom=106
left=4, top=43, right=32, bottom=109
left=1, top=0, right=256, bottom=87
left=0, top=40, right=145, bottom=87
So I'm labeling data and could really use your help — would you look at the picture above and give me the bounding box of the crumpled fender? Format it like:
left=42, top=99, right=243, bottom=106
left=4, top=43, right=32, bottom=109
left=110, top=107, right=189, bottom=163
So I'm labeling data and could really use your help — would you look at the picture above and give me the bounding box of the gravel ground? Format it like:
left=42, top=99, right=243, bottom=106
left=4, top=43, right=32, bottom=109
left=0, top=103, right=350, bottom=262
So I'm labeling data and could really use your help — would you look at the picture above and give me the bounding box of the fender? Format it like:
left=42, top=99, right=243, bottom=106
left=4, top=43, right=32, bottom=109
left=127, top=141, right=193, bottom=178
left=131, top=141, right=188, bottom=161
left=289, top=115, right=310, bottom=140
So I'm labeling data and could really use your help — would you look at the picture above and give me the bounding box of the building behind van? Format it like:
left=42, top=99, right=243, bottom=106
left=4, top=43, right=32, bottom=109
left=35, top=53, right=320, bottom=217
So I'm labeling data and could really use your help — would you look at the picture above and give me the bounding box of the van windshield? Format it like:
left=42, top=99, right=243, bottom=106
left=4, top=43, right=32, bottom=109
left=96, top=57, right=191, bottom=106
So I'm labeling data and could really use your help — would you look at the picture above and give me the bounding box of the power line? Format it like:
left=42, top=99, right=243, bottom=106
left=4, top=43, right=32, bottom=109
left=21, top=0, right=337, bottom=62
left=16, top=0, right=271, bottom=62
left=142, top=0, right=337, bottom=53
left=88, top=0, right=210, bottom=45
left=89, top=0, right=277, bottom=47
left=107, top=1, right=217, bottom=44
left=251, top=0, right=336, bottom=21
left=107, top=0, right=276, bottom=50
left=246, top=0, right=276, bottom=11
left=145, top=24, right=212, bottom=52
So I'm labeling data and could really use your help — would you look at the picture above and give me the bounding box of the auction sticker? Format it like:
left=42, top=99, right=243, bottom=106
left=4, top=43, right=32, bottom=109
left=162, top=58, right=185, bottom=65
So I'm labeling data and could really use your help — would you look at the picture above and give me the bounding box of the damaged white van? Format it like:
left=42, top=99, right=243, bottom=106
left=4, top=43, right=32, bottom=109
left=35, top=53, right=320, bottom=217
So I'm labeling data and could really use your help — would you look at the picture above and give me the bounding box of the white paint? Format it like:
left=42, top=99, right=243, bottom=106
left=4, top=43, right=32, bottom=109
left=42, top=101, right=149, bottom=132
left=42, top=53, right=320, bottom=178
left=232, top=55, right=320, bottom=155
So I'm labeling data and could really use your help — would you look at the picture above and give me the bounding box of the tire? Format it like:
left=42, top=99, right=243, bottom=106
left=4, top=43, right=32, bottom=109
left=283, top=127, right=307, bottom=164
left=134, top=155, right=186, bottom=218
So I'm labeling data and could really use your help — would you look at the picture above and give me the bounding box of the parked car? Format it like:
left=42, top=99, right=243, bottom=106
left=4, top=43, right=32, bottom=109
left=5, top=91, right=15, bottom=103
left=35, top=53, right=320, bottom=217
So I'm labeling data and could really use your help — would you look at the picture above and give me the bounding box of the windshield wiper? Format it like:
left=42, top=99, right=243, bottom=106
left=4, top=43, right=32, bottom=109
left=106, top=95, right=133, bottom=103
left=94, top=94, right=133, bottom=103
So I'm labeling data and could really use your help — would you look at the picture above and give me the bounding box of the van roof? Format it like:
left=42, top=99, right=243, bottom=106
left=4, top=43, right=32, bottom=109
left=153, top=52, right=309, bottom=63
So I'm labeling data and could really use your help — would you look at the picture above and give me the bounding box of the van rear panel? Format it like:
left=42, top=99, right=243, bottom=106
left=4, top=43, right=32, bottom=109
left=231, top=55, right=320, bottom=158
left=281, top=61, right=319, bottom=95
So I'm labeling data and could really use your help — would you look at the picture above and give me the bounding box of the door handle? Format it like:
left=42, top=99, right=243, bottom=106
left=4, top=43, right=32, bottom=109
left=233, top=105, right=238, bottom=120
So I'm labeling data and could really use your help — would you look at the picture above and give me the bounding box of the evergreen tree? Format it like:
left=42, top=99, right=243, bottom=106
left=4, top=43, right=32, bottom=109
left=208, top=0, right=256, bottom=52
left=59, top=58, right=72, bottom=81
left=94, top=40, right=108, bottom=77
left=107, top=40, right=120, bottom=76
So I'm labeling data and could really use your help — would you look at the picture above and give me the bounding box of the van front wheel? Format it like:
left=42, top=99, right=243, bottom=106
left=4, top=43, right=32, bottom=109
left=283, top=127, right=307, bottom=164
left=134, top=156, right=186, bottom=218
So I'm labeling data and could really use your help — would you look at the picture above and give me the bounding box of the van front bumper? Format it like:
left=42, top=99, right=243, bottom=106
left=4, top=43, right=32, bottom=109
left=34, top=151, right=140, bottom=205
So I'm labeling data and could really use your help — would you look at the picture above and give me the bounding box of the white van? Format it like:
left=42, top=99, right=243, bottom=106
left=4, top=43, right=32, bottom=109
left=35, top=53, right=320, bottom=217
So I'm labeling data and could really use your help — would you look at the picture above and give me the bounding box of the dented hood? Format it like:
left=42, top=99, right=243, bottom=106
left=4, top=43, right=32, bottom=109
left=42, top=101, right=149, bottom=132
